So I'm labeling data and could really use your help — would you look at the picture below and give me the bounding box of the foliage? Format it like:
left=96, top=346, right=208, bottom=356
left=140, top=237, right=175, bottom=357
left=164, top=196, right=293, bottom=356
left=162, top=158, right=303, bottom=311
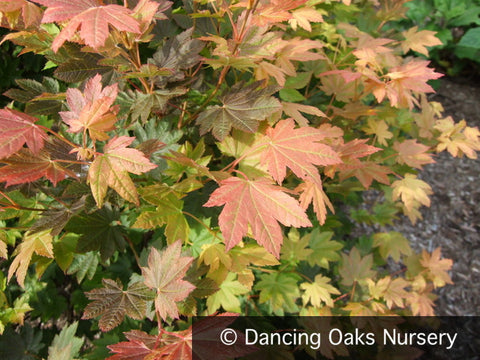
left=397, top=0, right=480, bottom=75
left=0, top=0, right=479, bottom=358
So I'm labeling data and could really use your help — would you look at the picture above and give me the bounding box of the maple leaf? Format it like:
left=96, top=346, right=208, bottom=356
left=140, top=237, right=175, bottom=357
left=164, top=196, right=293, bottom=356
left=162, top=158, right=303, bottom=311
left=134, top=190, right=189, bottom=245
left=420, top=248, right=453, bottom=288
left=7, top=230, right=53, bottom=288
left=391, top=173, right=432, bottom=214
left=289, top=6, right=325, bottom=32
left=66, top=206, right=126, bottom=262
left=372, top=231, right=412, bottom=262
left=362, top=118, right=393, bottom=146
left=401, top=26, right=442, bottom=56
left=246, top=0, right=306, bottom=27
left=280, top=228, right=313, bottom=264
left=306, top=229, right=343, bottom=269
left=352, top=34, right=394, bottom=69
left=339, top=247, right=376, bottom=287
left=258, top=118, right=341, bottom=186
left=34, top=0, right=141, bottom=51
left=151, top=28, right=205, bottom=86
left=282, top=102, right=327, bottom=127
left=339, top=161, right=392, bottom=189
left=393, top=139, right=435, bottom=169
left=434, top=117, right=480, bottom=159
left=0, top=139, right=79, bottom=186
left=0, top=108, right=47, bottom=159
left=300, top=275, right=340, bottom=308
left=106, top=330, right=158, bottom=360
left=47, top=322, right=83, bottom=360
left=196, top=82, right=281, bottom=141
left=82, top=279, right=155, bottom=332
left=255, top=271, right=301, bottom=314
left=59, top=74, right=119, bottom=142
left=206, top=272, right=249, bottom=313
left=296, top=179, right=334, bottom=225
left=368, top=276, right=409, bottom=309
left=141, top=241, right=195, bottom=321
left=204, top=176, right=312, bottom=258
left=385, top=60, right=443, bottom=109
left=407, top=291, right=435, bottom=316
left=87, top=136, right=157, bottom=207
left=30, top=196, right=85, bottom=236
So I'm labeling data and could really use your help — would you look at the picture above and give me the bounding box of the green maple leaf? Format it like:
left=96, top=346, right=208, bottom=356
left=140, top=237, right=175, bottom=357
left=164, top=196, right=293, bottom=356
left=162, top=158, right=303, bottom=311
left=373, top=231, right=412, bottom=262
left=206, top=272, right=249, bottom=313
left=82, top=279, right=155, bottom=332
left=134, top=186, right=189, bottom=244
left=300, top=275, right=340, bottom=308
left=255, top=272, right=301, bottom=315
left=66, top=206, right=125, bottom=262
left=281, top=228, right=313, bottom=264
left=196, top=82, right=281, bottom=141
left=47, top=322, right=83, bottom=360
left=339, top=247, right=376, bottom=287
left=128, top=88, right=187, bottom=123
left=306, top=229, right=343, bottom=269
left=66, top=251, right=99, bottom=283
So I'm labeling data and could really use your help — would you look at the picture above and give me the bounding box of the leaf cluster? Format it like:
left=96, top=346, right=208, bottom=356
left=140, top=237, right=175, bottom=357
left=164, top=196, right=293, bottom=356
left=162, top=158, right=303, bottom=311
left=0, top=0, right=477, bottom=358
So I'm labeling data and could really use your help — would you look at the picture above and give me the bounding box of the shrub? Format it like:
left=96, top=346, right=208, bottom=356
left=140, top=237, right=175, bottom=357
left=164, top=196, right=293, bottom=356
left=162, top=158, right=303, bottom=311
left=0, top=0, right=479, bottom=358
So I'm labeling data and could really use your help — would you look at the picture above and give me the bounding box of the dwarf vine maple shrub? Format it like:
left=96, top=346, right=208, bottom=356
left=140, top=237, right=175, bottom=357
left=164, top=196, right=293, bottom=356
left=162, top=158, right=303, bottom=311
left=0, top=0, right=479, bottom=358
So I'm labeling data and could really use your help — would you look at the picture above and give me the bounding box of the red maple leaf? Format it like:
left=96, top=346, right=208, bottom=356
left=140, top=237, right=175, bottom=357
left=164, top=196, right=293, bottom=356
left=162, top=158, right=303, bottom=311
left=34, top=0, right=141, bottom=51
left=107, top=330, right=159, bottom=360
left=0, top=139, right=77, bottom=186
left=107, top=314, right=255, bottom=360
left=204, top=176, right=311, bottom=258
left=259, top=118, right=341, bottom=186
left=0, top=108, right=47, bottom=159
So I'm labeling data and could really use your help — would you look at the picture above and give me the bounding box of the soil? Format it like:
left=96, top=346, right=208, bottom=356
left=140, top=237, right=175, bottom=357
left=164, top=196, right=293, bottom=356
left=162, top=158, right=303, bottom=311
left=387, top=78, right=480, bottom=315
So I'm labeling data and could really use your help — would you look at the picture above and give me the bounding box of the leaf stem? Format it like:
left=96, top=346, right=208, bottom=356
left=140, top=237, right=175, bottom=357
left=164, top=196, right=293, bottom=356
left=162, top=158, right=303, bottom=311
left=38, top=125, right=79, bottom=148
left=124, top=235, right=141, bottom=268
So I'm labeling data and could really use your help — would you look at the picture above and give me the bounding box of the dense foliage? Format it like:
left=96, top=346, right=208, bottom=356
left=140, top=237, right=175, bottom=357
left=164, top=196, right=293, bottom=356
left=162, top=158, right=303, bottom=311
left=0, top=0, right=479, bottom=359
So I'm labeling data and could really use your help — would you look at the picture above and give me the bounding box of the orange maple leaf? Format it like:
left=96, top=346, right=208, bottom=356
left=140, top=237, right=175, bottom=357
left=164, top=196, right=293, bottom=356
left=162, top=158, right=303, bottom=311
left=258, top=118, right=341, bottom=186
left=394, top=139, right=435, bottom=169
left=420, top=247, right=453, bottom=288
left=385, top=60, right=443, bottom=108
left=402, top=26, right=442, bottom=56
left=296, top=179, right=334, bottom=225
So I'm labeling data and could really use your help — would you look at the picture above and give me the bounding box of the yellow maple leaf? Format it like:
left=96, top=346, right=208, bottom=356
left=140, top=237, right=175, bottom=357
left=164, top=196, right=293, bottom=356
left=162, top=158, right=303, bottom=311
left=362, top=118, right=393, bottom=146
left=420, top=247, right=453, bottom=288
left=300, top=275, right=340, bottom=308
left=435, top=117, right=480, bottom=159
left=7, top=230, right=54, bottom=288
left=401, top=26, right=442, bottom=56
left=392, top=173, right=432, bottom=214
